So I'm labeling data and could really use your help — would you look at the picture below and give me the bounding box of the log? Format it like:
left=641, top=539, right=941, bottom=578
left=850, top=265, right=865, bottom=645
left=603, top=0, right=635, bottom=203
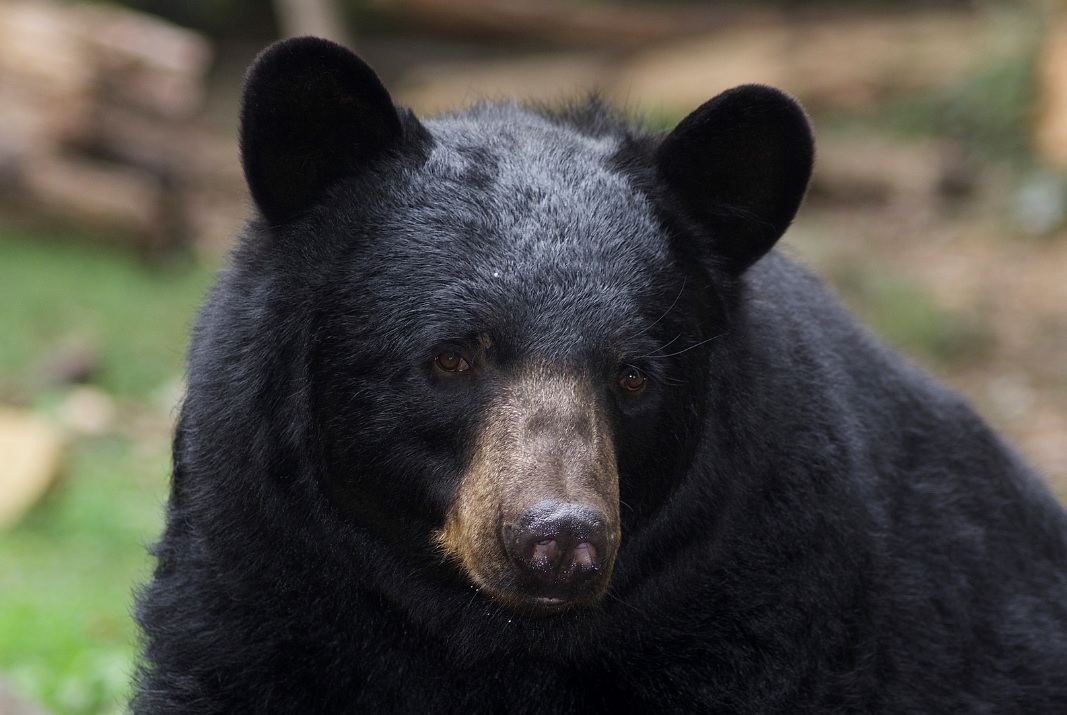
left=0, top=408, right=65, bottom=529
left=0, top=0, right=94, bottom=99
left=18, top=154, right=163, bottom=238
left=73, top=2, right=213, bottom=118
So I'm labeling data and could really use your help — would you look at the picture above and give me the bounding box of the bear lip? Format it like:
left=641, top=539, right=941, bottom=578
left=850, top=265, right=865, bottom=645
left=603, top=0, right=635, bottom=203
left=501, top=584, right=604, bottom=615
left=518, top=594, right=577, bottom=616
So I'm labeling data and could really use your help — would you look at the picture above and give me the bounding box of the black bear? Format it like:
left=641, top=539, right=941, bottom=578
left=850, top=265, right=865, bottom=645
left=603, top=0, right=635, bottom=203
left=133, top=36, right=1067, bottom=713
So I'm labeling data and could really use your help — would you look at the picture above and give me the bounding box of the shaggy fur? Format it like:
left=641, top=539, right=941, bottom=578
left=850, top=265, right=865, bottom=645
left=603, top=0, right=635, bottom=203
left=133, top=37, right=1067, bottom=713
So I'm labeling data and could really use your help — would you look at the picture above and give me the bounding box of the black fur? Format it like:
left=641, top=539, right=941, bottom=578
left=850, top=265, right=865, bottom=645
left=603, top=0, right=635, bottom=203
left=134, top=37, right=1067, bottom=713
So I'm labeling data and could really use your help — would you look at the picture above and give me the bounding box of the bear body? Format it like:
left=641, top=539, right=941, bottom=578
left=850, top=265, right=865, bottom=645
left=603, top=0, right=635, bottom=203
left=134, top=38, right=1067, bottom=713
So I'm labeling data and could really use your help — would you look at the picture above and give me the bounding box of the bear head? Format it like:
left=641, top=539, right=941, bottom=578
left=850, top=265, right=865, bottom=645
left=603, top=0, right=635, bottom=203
left=233, top=36, right=813, bottom=615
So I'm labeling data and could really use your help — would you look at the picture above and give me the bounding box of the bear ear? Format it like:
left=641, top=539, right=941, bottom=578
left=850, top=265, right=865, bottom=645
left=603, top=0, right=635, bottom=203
left=239, top=37, right=406, bottom=224
left=656, top=85, right=814, bottom=275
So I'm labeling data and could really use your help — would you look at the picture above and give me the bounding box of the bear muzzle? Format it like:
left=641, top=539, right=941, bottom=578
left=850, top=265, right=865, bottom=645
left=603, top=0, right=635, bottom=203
left=435, top=367, right=621, bottom=613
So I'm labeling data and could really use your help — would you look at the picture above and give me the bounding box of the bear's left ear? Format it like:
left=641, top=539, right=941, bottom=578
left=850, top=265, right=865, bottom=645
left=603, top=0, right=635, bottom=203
left=656, top=85, right=814, bottom=275
left=239, top=37, right=408, bottom=224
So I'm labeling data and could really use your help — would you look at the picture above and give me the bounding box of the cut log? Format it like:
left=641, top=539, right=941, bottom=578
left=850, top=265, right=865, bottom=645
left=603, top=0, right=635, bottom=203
left=73, top=2, right=213, bottom=118
left=0, top=0, right=94, bottom=99
left=0, top=408, right=65, bottom=529
left=19, top=154, right=163, bottom=238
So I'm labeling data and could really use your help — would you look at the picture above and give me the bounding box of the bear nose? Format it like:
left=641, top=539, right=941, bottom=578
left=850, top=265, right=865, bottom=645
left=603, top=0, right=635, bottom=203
left=502, top=500, right=612, bottom=590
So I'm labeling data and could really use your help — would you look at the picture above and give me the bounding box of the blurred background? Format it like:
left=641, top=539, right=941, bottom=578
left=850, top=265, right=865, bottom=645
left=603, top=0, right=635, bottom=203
left=1, top=0, right=1065, bottom=712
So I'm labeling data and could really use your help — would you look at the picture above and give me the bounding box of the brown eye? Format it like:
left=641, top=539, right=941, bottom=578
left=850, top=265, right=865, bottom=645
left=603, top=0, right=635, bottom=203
left=434, top=351, right=471, bottom=374
left=618, top=366, right=646, bottom=393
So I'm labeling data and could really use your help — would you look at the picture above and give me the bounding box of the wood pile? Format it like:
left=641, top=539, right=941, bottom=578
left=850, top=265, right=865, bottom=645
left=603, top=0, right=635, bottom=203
left=0, top=0, right=242, bottom=254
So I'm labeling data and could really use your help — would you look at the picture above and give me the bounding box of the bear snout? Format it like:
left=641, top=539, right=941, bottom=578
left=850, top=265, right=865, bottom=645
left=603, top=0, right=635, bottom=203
left=502, top=500, right=614, bottom=600
left=435, top=366, right=621, bottom=612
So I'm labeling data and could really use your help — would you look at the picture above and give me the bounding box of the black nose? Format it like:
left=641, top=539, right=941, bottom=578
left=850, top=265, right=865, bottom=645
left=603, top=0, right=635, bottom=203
left=503, top=501, right=612, bottom=591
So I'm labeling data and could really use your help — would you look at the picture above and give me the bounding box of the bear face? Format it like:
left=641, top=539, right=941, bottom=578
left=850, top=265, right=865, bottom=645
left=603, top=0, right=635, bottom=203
left=307, top=109, right=713, bottom=612
left=237, top=37, right=811, bottom=614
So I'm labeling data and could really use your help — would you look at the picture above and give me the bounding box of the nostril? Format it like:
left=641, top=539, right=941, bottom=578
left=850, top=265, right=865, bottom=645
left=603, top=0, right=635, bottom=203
left=571, top=542, right=598, bottom=571
left=531, top=538, right=561, bottom=570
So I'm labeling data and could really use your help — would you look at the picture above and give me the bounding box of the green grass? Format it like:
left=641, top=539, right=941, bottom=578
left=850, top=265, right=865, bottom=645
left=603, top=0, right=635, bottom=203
left=0, top=229, right=213, bottom=400
left=0, top=228, right=213, bottom=714
left=1, top=438, right=170, bottom=715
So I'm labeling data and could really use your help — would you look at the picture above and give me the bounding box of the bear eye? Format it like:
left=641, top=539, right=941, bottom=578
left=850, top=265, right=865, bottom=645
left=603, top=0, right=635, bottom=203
left=617, top=365, right=646, bottom=394
left=434, top=351, right=472, bottom=374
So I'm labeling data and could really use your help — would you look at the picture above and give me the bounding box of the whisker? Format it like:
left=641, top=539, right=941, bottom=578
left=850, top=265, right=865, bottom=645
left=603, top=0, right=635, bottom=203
left=626, top=276, right=687, bottom=341
left=605, top=588, right=649, bottom=616
left=646, top=332, right=728, bottom=359
left=631, top=334, right=682, bottom=360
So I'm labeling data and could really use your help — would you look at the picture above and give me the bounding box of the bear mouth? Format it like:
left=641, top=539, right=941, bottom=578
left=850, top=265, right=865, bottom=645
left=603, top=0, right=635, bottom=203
left=489, top=587, right=602, bottom=616
left=525, top=594, right=576, bottom=615
left=473, top=564, right=613, bottom=616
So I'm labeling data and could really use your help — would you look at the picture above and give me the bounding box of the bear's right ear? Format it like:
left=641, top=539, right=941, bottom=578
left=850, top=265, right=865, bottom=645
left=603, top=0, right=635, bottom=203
left=239, top=37, right=406, bottom=224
